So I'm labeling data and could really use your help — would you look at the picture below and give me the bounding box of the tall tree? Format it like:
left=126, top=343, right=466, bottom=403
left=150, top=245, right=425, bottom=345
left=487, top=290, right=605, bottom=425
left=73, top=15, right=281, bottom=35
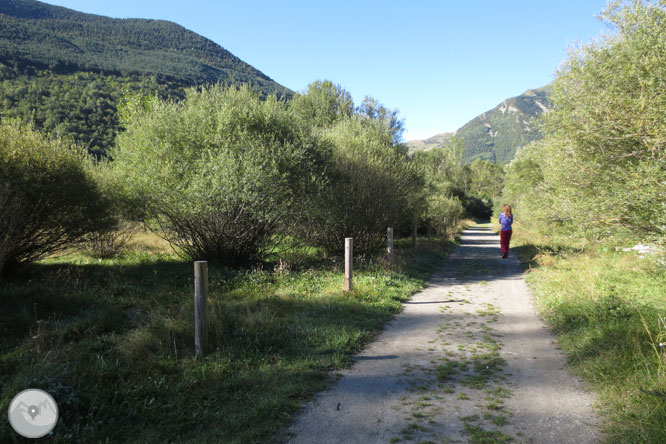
left=290, top=80, right=354, bottom=128
left=505, top=0, right=666, bottom=243
left=356, top=96, right=405, bottom=145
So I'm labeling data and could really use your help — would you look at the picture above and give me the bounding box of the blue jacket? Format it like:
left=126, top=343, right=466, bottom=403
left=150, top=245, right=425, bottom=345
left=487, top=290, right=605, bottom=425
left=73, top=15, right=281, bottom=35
left=499, top=213, right=513, bottom=231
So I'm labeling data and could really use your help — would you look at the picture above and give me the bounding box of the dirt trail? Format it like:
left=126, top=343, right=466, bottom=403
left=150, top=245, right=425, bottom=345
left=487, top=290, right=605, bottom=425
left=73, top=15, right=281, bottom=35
left=286, top=226, right=601, bottom=444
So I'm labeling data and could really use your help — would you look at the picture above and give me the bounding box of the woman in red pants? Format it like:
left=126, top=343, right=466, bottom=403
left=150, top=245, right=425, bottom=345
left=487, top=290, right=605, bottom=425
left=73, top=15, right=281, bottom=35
left=499, top=204, right=513, bottom=259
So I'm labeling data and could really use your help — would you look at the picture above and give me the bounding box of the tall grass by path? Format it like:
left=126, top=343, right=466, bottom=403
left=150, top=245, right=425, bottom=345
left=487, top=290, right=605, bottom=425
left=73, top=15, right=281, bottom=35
left=0, top=228, right=463, bottom=443
left=506, top=224, right=666, bottom=444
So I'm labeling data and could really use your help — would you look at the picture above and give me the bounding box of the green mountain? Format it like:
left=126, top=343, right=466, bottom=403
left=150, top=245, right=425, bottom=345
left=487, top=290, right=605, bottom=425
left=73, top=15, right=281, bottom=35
left=406, top=86, right=552, bottom=163
left=0, top=0, right=291, bottom=155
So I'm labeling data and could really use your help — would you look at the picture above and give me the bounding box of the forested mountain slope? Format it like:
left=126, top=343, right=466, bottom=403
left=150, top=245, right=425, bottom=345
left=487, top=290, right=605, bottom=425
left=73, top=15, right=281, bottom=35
left=0, top=0, right=291, bottom=154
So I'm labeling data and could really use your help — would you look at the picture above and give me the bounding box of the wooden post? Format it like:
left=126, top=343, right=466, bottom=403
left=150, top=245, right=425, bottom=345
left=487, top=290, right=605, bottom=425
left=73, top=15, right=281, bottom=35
left=194, top=261, right=208, bottom=358
left=344, top=238, right=353, bottom=292
left=387, top=227, right=394, bottom=264
left=412, top=224, right=417, bottom=249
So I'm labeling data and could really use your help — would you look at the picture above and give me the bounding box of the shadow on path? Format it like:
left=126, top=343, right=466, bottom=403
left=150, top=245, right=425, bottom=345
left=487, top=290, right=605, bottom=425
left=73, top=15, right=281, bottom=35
left=287, top=225, right=600, bottom=444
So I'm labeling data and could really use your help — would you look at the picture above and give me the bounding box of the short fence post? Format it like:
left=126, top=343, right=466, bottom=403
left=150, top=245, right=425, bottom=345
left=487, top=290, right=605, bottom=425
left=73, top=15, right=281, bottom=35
left=194, top=261, right=208, bottom=358
left=387, top=227, right=394, bottom=264
left=344, top=238, right=353, bottom=292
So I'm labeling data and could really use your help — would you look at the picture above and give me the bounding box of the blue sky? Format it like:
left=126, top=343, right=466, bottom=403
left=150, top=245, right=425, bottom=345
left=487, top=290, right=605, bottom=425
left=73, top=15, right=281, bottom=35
left=42, top=0, right=610, bottom=141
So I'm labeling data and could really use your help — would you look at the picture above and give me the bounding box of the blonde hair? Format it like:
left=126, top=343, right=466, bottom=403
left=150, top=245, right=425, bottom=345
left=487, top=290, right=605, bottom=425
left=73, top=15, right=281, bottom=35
left=502, top=204, right=512, bottom=217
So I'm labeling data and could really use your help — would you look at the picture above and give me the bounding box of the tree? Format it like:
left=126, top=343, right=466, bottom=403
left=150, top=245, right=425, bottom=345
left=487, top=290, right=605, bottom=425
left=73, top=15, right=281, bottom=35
left=290, top=80, right=354, bottom=128
left=112, top=84, right=325, bottom=264
left=505, top=0, right=666, bottom=243
left=412, top=145, right=466, bottom=232
left=356, top=96, right=405, bottom=145
left=470, top=158, right=504, bottom=200
left=301, top=116, right=421, bottom=255
left=0, top=119, right=111, bottom=276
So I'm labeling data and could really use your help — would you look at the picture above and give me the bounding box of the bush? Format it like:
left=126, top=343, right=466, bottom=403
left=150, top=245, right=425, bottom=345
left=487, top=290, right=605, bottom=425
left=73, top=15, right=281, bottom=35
left=0, top=119, right=111, bottom=276
left=83, top=223, right=134, bottom=259
left=506, top=2, right=666, bottom=244
left=301, top=117, right=421, bottom=255
left=80, top=159, right=141, bottom=259
left=112, top=85, right=325, bottom=265
left=426, top=186, right=465, bottom=234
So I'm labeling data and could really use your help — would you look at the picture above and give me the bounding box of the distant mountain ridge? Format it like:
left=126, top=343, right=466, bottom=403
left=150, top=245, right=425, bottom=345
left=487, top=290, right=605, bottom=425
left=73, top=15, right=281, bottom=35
left=406, top=86, right=552, bottom=164
left=403, top=132, right=455, bottom=153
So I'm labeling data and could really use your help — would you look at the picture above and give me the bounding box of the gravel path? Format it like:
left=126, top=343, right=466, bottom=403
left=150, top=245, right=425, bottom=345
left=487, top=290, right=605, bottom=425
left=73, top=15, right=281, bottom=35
left=287, top=226, right=601, bottom=444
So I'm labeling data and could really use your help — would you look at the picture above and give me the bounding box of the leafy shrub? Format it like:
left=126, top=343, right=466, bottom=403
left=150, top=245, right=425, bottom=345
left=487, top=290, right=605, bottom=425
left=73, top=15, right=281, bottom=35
left=426, top=185, right=465, bottom=235
left=290, top=80, right=354, bottom=128
left=0, top=119, right=111, bottom=276
left=301, top=117, right=421, bottom=255
left=83, top=223, right=134, bottom=259
left=411, top=142, right=472, bottom=232
left=112, top=85, right=325, bottom=265
left=505, top=2, right=666, bottom=244
left=81, top=159, right=141, bottom=259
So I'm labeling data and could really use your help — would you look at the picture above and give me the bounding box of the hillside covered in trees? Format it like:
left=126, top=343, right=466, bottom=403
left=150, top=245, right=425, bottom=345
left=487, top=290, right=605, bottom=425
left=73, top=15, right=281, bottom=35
left=0, top=0, right=291, bottom=155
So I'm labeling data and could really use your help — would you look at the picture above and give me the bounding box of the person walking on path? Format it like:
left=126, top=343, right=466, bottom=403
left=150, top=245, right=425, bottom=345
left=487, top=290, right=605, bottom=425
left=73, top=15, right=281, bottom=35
left=499, top=204, right=513, bottom=259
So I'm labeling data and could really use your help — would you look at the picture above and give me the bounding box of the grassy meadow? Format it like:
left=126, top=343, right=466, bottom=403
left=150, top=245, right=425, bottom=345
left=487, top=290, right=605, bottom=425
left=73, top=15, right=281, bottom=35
left=0, top=225, right=464, bottom=443
left=505, top=224, right=666, bottom=444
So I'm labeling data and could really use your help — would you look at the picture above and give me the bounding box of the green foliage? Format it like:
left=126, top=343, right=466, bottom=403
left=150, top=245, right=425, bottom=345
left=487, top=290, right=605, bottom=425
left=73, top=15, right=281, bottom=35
left=289, top=80, right=423, bottom=255
left=81, top=160, right=140, bottom=259
left=413, top=146, right=465, bottom=232
left=413, top=136, right=499, bottom=229
left=425, top=185, right=465, bottom=235
left=501, top=140, right=555, bottom=236
left=302, top=115, right=421, bottom=255
left=112, top=84, right=323, bottom=265
left=0, top=66, right=173, bottom=156
left=505, top=0, right=666, bottom=245
left=470, top=158, right=505, bottom=201
left=0, top=119, right=111, bottom=276
left=290, top=80, right=354, bottom=128
left=356, top=95, right=405, bottom=144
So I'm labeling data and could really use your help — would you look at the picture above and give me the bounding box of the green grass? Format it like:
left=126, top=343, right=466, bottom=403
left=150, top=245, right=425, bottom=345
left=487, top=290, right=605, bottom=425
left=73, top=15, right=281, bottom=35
left=462, top=424, right=513, bottom=444
left=436, top=360, right=463, bottom=382
left=0, top=233, right=457, bottom=443
left=511, top=225, right=666, bottom=444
